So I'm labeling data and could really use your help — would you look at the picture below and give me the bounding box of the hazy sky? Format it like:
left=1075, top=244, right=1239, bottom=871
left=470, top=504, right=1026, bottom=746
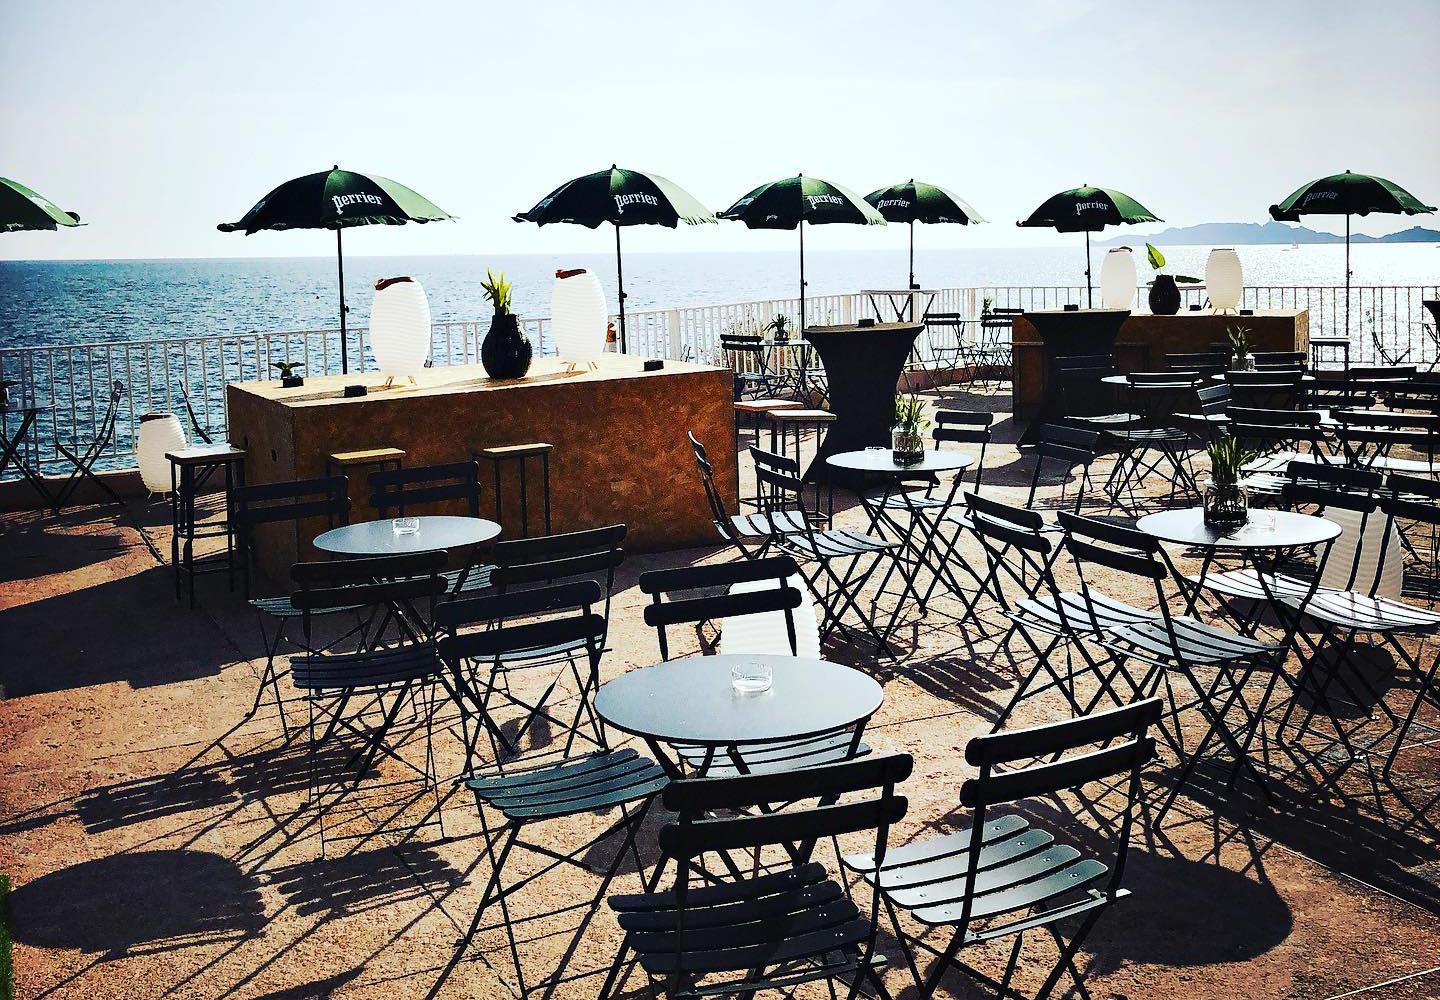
left=3, top=0, right=1437, bottom=260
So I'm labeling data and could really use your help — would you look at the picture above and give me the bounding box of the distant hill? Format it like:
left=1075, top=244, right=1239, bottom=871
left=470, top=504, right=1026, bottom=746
left=1098, top=221, right=1440, bottom=246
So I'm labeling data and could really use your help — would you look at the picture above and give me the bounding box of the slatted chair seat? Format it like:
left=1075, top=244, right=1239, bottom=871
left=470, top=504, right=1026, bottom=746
left=291, top=643, right=443, bottom=690
left=248, top=594, right=362, bottom=619
left=1107, top=616, right=1283, bottom=665
left=441, top=563, right=495, bottom=595
left=467, top=747, right=667, bottom=822
left=729, top=509, right=810, bottom=536
left=1191, top=567, right=1317, bottom=603
left=1014, top=590, right=1157, bottom=634
left=672, top=732, right=872, bottom=776
left=1283, top=590, right=1440, bottom=631
left=781, top=527, right=896, bottom=559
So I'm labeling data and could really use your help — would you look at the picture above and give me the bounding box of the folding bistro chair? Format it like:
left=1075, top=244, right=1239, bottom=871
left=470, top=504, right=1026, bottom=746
left=638, top=556, right=870, bottom=776
left=689, top=431, right=807, bottom=560
left=966, top=494, right=1159, bottom=732
left=750, top=445, right=900, bottom=654
left=1230, top=407, right=1335, bottom=499
left=601, top=754, right=913, bottom=1000
left=458, top=524, right=626, bottom=762
left=1018, top=424, right=1105, bottom=519
left=1225, top=369, right=1303, bottom=410
left=289, top=551, right=454, bottom=851
left=443, top=581, right=669, bottom=999
left=1252, top=350, right=1308, bottom=370
left=920, top=312, right=972, bottom=379
left=721, top=332, right=780, bottom=400
left=1166, top=351, right=1229, bottom=377
left=368, top=460, right=491, bottom=596
left=1276, top=489, right=1440, bottom=790
left=52, top=380, right=127, bottom=511
left=1333, top=409, right=1440, bottom=475
left=847, top=700, right=1160, bottom=1000
left=232, top=475, right=359, bottom=736
left=1100, top=376, right=1203, bottom=508
left=1058, top=513, right=1286, bottom=818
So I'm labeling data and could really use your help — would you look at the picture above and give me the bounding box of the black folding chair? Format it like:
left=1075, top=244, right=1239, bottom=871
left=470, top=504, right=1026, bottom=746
left=966, top=494, right=1158, bottom=731
left=457, top=524, right=626, bottom=763
left=369, top=461, right=490, bottom=595
left=1229, top=407, right=1334, bottom=499
left=638, top=556, right=871, bottom=776
left=850, top=699, right=1159, bottom=1000
left=1101, top=378, right=1202, bottom=508
left=1225, top=369, right=1303, bottom=410
left=920, top=312, right=972, bottom=377
left=601, top=753, right=913, bottom=1000
left=1059, top=513, right=1285, bottom=819
left=751, top=445, right=900, bottom=655
left=1166, top=351, right=1229, bottom=377
left=52, top=380, right=127, bottom=512
left=721, top=333, right=780, bottom=399
left=233, top=475, right=357, bottom=736
left=1333, top=409, right=1440, bottom=475
left=1252, top=350, right=1308, bottom=370
left=289, top=551, right=453, bottom=851
left=689, top=431, right=807, bottom=560
left=1021, top=424, right=1105, bottom=518
left=442, top=581, right=669, bottom=998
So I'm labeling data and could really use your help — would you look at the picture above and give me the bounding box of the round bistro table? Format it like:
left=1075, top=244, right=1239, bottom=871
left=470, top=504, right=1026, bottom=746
left=314, top=515, right=501, bottom=557
left=595, top=653, right=883, bottom=778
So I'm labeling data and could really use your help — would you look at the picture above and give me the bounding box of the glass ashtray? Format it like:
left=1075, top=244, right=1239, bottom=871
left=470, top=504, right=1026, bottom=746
left=392, top=516, right=421, bottom=536
left=730, top=661, right=773, bottom=695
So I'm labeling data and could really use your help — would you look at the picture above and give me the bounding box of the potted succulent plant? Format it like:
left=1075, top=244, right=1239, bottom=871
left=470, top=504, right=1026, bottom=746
left=765, top=313, right=791, bottom=342
left=1144, top=243, right=1201, bottom=315
left=1226, top=325, right=1253, bottom=371
left=479, top=268, right=532, bottom=379
left=271, top=360, right=304, bottom=388
left=1203, top=433, right=1256, bottom=529
left=892, top=392, right=928, bottom=467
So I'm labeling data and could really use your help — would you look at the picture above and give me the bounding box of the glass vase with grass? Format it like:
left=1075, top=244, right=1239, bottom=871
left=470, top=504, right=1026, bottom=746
left=1226, top=325, right=1253, bottom=372
left=892, top=392, right=928, bottom=466
left=1203, top=433, right=1256, bottom=529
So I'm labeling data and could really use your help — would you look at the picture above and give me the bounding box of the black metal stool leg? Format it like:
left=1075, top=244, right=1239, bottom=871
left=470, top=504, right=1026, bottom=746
left=541, top=453, right=552, bottom=534
left=518, top=458, right=530, bottom=538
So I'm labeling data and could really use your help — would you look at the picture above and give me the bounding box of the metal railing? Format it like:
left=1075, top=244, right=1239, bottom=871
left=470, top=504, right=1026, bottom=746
left=4, top=283, right=1436, bottom=478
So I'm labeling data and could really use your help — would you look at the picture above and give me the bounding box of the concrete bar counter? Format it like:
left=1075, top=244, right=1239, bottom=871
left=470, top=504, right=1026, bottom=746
left=1011, top=307, right=1309, bottom=420
left=227, top=356, right=737, bottom=580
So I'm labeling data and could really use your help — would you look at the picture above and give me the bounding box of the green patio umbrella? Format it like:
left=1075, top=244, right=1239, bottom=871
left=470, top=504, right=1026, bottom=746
left=1, top=177, right=81, bottom=232
left=865, top=180, right=985, bottom=288
left=1270, top=170, right=1435, bottom=337
left=719, top=174, right=885, bottom=333
left=1017, top=185, right=1160, bottom=306
left=218, top=166, right=454, bottom=374
left=514, top=165, right=715, bottom=353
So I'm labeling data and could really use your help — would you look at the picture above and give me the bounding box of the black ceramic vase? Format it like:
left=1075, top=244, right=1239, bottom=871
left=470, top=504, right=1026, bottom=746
left=1148, top=274, right=1181, bottom=315
left=481, top=313, right=533, bottom=379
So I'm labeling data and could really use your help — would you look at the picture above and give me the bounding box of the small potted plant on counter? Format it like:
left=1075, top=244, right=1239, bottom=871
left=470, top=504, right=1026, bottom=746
left=1226, top=325, right=1253, bottom=371
left=1144, top=243, right=1201, bottom=315
left=480, top=268, right=533, bottom=380
left=765, top=313, right=791, bottom=342
left=892, top=392, right=929, bottom=467
left=271, top=361, right=304, bottom=388
left=1203, top=433, right=1255, bottom=529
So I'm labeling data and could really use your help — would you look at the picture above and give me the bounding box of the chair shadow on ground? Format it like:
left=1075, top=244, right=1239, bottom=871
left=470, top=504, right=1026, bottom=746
left=10, top=849, right=265, bottom=958
left=267, top=844, right=464, bottom=920
left=250, top=968, right=362, bottom=1000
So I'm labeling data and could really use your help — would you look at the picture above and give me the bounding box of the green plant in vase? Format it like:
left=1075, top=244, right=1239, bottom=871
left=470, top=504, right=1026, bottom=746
left=1144, top=243, right=1201, bottom=315
left=764, top=313, right=791, bottom=342
left=479, top=268, right=532, bottom=379
left=1226, top=325, right=1253, bottom=371
left=892, top=392, right=929, bottom=466
left=271, top=360, right=304, bottom=387
left=1203, top=433, right=1257, bottom=528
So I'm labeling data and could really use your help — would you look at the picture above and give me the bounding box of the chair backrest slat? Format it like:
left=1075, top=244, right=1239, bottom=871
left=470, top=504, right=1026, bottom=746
left=369, top=461, right=481, bottom=517
left=967, top=697, right=1163, bottom=765
left=961, top=738, right=1155, bottom=806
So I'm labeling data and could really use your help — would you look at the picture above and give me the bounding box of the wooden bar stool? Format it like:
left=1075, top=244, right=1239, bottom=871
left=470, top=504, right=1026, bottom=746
left=167, top=443, right=246, bottom=608
left=766, top=408, right=837, bottom=525
left=325, top=446, right=405, bottom=483
left=476, top=443, right=553, bottom=538
left=733, top=398, right=802, bottom=444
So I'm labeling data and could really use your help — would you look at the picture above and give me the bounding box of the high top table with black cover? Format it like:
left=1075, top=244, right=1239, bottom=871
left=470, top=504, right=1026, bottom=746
left=1017, top=308, right=1130, bottom=445
left=801, top=321, right=922, bottom=483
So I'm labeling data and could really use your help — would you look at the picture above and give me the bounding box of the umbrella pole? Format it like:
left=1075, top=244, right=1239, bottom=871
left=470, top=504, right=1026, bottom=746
left=799, top=220, right=807, bottom=398
left=909, top=219, right=915, bottom=289
left=336, top=228, right=349, bottom=374
left=1344, top=213, right=1352, bottom=343
left=1084, top=230, right=1093, bottom=308
left=615, top=224, right=627, bottom=355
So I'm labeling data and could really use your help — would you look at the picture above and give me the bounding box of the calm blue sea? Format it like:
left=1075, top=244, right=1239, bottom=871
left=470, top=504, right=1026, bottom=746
left=2, top=244, right=1436, bottom=350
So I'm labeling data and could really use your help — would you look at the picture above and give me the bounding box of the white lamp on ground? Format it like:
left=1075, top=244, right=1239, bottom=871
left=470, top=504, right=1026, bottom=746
left=1100, top=247, right=1137, bottom=310
left=550, top=268, right=608, bottom=370
left=369, top=276, right=431, bottom=387
left=137, top=412, right=186, bottom=495
left=1206, top=248, right=1243, bottom=312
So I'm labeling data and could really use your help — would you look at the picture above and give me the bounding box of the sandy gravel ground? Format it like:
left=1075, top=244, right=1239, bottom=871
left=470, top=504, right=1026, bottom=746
left=2, top=384, right=1438, bottom=1000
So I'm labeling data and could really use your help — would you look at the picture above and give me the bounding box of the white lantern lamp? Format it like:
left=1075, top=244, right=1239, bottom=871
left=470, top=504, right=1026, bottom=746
left=550, top=268, right=608, bottom=371
left=1206, top=248, right=1243, bottom=313
left=369, top=276, right=431, bottom=388
left=1100, top=247, right=1137, bottom=310
left=137, top=412, right=187, bottom=495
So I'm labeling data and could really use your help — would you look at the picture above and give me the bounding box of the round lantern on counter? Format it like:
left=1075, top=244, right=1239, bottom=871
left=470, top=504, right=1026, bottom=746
left=1206, top=248, right=1244, bottom=312
left=1100, top=247, right=1137, bottom=310
left=550, top=268, right=608, bottom=368
left=137, top=412, right=186, bottom=494
left=369, top=276, right=431, bottom=384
